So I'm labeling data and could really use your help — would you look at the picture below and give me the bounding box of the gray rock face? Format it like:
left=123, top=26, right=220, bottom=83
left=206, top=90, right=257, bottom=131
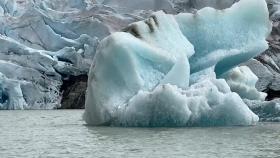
left=255, top=47, right=280, bottom=92
left=267, top=0, right=280, bottom=21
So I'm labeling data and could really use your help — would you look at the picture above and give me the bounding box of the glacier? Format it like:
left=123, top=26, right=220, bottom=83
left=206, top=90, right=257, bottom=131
left=0, top=0, right=181, bottom=109
left=84, top=0, right=271, bottom=127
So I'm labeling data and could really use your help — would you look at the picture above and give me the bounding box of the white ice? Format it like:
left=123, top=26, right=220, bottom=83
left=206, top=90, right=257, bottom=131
left=175, top=0, right=271, bottom=75
left=222, top=66, right=267, bottom=101
left=84, top=0, right=270, bottom=127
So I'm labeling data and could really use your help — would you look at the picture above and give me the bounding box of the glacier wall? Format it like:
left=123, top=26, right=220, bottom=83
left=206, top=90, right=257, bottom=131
left=0, top=0, right=183, bottom=109
left=84, top=0, right=271, bottom=127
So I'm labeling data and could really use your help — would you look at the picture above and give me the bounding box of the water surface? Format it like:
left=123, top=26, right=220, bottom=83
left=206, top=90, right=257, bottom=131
left=1, top=110, right=280, bottom=158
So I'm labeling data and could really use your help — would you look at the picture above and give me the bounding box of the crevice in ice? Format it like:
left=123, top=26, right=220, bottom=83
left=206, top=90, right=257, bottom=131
left=265, top=88, right=280, bottom=101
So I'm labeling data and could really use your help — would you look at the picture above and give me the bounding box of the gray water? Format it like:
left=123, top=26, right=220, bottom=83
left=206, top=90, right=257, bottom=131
left=1, top=110, right=280, bottom=158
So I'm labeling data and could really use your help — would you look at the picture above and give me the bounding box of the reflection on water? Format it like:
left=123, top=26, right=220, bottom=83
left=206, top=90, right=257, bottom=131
left=0, top=110, right=280, bottom=158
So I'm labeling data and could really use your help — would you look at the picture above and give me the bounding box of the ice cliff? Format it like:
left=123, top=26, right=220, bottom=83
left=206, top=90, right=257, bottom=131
left=0, top=0, right=179, bottom=109
left=84, top=0, right=271, bottom=127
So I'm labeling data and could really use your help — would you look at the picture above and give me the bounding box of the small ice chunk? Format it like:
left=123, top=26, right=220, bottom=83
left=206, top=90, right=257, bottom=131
left=222, top=66, right=267, bottom=101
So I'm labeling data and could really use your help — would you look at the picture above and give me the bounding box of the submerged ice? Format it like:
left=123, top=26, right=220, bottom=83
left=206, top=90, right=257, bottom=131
left=84, top=0, right=271, bottom=127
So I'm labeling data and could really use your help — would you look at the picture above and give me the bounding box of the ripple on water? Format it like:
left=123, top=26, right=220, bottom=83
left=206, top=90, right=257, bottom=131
left=0, top=110, right=280, bottom=158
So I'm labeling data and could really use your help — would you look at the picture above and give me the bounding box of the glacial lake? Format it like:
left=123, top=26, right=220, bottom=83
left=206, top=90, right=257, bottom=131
left=1, top=110, right=280, bottom=158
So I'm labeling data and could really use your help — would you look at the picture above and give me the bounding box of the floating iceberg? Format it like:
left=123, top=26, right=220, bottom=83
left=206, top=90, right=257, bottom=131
left=84, top=0, right=271, bottom=127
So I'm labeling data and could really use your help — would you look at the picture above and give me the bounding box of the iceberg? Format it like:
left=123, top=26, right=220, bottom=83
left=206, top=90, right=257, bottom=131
left=84, top=0, right=271, bottom=127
